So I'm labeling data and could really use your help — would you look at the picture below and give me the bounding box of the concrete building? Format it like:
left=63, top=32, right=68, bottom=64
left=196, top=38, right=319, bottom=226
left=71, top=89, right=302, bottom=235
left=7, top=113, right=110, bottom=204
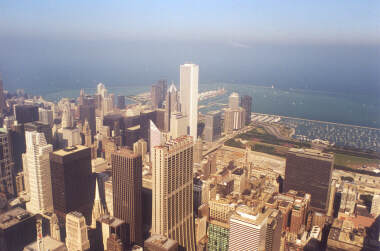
left=151, top=136, right=196, bottom=251
left=23, top=131, right=53, bottom=214
left=284, top=148, right=334, bottom=212
left=106, top=233, right=124, bottom=251
left=229, top=206, right=270, bottom=251
left=0, top=128, right=15, bottom=196
left=203, top=111, right=221, bottom=142
left=62, top=127, right=81, bottom=147
left=24, top=121, right=53, bottom=145
left=38, top=107, right=54, bottom=125
left=180, top=63, right=199, bottom=139
left=96, top=215, right=127, bottom=251
left=265, top=210, right=282, bottom=251
left=228, top=92, right=240, bottom=109
left=23, top=236, right=67, bottom=251
left=224, top=107, right=246, bottom=133
left=240, top=95, right=252, bottom=125
left=169, top=112, right=187, bottom=139
left=65, top=211, right=90, bottom=251
left=133, top=138, right=147, bottom=162
left=111, top=148, right=143, bottom=246
left=50, top=145, right=93, bottom=223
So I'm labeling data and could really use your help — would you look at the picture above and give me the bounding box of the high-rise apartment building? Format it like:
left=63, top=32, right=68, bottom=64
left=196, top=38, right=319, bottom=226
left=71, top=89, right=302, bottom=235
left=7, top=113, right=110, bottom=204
left=224, top=107, right=246, bottom=133
left=111, top=148, right=143, bottom=246
left=23, top=131, right=53, bottom=214
left=240, top=95, right=252, bottom=125
left=180, top=63, right=199, bottom=139
left=65, top=211, right=90, bottom=251
left=0, top=128, right=15, bottom=196
left=204, top=111, right=221, bottom=142
left=284, top=148, right=334, bottom=212
left=151, top=136, right=196, bottom=251
left=50, top=145, right=92, bottom=223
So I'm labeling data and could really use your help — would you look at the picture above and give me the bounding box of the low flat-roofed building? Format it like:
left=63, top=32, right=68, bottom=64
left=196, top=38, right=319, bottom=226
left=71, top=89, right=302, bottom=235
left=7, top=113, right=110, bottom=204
left=23, top=236, right=67, bottom=251
left=144, top=234, right=178, bottom=251
left=0, top=207, right=36, bottom=251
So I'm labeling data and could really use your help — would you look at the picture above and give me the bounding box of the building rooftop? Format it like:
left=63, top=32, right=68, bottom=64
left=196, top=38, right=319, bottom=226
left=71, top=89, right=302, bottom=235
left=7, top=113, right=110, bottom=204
left=127, top=124, right=140, bottom=131
left=0, top=207, right=33, bottom=230
left=98, top=214, right=125, bottom=228
left=145, top=234, right=178, bottom=250
left=23, top=236, right=66, bottom=251
left=53, top=145, right=89, bottom=156
left=231, top=205, right=272, bottom=227
left=288, top=148, right=334, bottom=160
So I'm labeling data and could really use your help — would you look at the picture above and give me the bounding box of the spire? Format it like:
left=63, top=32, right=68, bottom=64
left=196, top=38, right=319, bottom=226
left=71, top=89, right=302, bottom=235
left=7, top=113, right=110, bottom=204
left=91, top=178, right=105, bottom=228
left=168, top=82, right=177, bottom=93
left=50, top=213, right=61, bottom=241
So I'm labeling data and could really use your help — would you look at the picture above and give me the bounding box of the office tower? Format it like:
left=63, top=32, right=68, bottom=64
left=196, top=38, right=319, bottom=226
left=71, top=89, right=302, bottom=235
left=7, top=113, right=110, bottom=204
left=125, top=125, right=141, bottom=147
left=265, top=210, right=282, bottom=251
left=97, top=83, right=107, bottom=98
left=0, top=208, right=37, bottom=251
left=193, top=138, right=203, bottom=165
left=82, top=119, right=92, bottom=147
left=61, top=103, right=74, bottom=128
left=24, top=121, right=53, bottom=145
left=144, top=234, right=179, bottom=251
left=50, top=213, right=61, bottom=241
left=169, top=112, right=187, bottom=139
left=232, top=168, right=248, bottom=194
left=228, top=92, right=240, bottom=109
left=23, top=131, right=53, bottom=214
left=106, top=234, right=124, bottom=251
left=65, top=211, right=90, bottom=251
left=229, top=206, right=270, bottom=251
left=223, top=107, right=246, bottom=133
left=62, top=127, right=81, bottom=147
left=9, top=123, right=26, bottom=174
left=0, top=74, right=5, bottom=113
left=327, top=179, right=337, bottom=217
left=23, top=236, right=66, bottom=251
left=79, top=104, right=96, bottom=136
left=240, top=95, right=252, bottom=125
left=133, top=139, right=147, bottom=162
left=0, top=128, right=15, bottom=196
left=193, top=178, right=203, bottom=216
left=15, top=105, right=39, bottom=124
left=371, top=194, right=380, bottom=217
left=50, top=145, right=92, bottom=223
left=38, top=107, right=54, bottom=125
left=116, top=95, right=125, bottom=109
left=112, top=148, right=143, bottom=245
left=207, top=198, right=234, bottom=251
left=204, top=111, right=221, bottom=142
left=180, top=63, right=199, bottom=139
left=155, top=108, right=166, bottom=131
left=103, top=97, right=114, bottom=115
left=151, top=85, right=163, bottom=109
left=164, top=83, right=181, bottom=132
left=289, top=197, right=309, bottom=234
left=284, top=148, right=334, bottom=212
left=157, top=80, right=168, bottom=98
left=150, top=120, right=164, bottom=156
left=152, top=136, right=196, bottom=251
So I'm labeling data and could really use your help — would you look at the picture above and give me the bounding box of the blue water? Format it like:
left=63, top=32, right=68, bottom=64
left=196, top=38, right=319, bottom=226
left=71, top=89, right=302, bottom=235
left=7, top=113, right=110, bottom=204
left=0, top=39, right=379, bottom=127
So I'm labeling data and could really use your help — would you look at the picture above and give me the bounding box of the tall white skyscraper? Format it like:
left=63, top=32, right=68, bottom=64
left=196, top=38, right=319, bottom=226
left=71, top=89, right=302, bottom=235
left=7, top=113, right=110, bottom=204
left=180, top=63, right=199, bottom=139
left=151, top=136, right=196, bottom=251
left=23, top=131, right=54, bottom=214
left=66, top=211, right=90, bottom=251
left=150, top=120, right=164, bottom=157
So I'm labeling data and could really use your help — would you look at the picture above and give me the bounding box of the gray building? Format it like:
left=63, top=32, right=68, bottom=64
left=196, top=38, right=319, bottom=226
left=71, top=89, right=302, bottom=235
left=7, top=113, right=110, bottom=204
left=203, top=111, right=221, bottom=142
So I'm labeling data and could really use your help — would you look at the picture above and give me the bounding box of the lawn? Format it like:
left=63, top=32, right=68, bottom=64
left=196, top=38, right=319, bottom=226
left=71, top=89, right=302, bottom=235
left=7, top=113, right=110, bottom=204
left=334, top=153, right=380, bottom=168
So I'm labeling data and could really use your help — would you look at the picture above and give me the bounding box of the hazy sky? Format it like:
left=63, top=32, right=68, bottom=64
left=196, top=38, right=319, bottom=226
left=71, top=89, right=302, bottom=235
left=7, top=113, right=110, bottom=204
left=1, top=0, right=379, bottom=44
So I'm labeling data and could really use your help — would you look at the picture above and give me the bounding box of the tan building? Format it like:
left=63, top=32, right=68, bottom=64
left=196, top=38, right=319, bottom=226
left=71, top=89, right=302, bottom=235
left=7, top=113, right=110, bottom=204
left=65, top=211, right=90, bottom=251
left=223, top=107, right=246, bottom=133
left=151, top=136, right=196, bottom=251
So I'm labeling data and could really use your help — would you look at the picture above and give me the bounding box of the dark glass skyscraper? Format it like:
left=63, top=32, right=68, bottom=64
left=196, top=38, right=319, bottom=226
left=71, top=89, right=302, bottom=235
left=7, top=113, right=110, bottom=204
left=50, top=145, right=93, bottom=223
left=240, top=95, right=252, bottom=125
left=111, top=148, right=143, bottom=246
left=284, top=148, right=334, bottom=212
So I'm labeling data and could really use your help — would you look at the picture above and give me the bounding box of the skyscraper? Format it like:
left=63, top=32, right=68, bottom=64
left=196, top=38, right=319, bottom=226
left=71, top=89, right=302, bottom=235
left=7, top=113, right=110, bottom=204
left=223, top=107, right=246, bottom=133
left=204, top=111, right=221, bottom=142
left=229, top=206, right=271, bottom=251
left=111, top=148, right=143, bottom=246
left=23, top=131, right=53, bottom=214
left=240, top=95, right=252, bottom=125
left=180, top=63, right=199, bottom=139
left=0, top=128, right=15, bottom=197
left=50, top=145, right=93, bottom=223
left=65, top=211, right=90, bottom=251
left=15, top=105, right=39, bottom=124
left=152, top=136, right=196, bottom=251
left=150, top=120, right=164, bottom=157
left=284, top=148, right=334, bottom=212
left=228, top=92, right=240, bottom=109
